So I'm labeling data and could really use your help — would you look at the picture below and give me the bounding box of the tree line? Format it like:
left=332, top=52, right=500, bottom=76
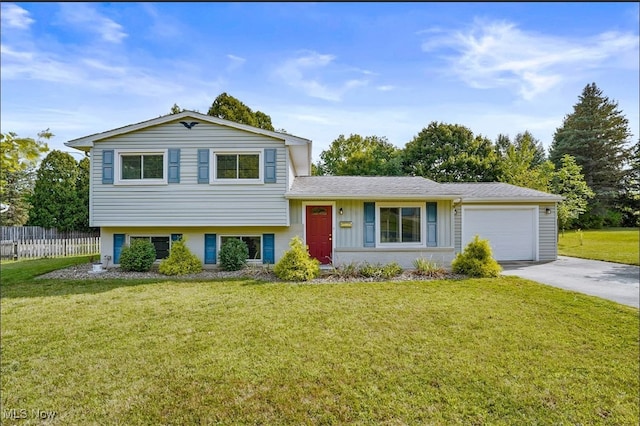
left=1, top=85, right=637, bottom=232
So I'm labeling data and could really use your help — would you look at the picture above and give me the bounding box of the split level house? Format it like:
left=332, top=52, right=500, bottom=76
left=65, top=111, right=562, bottom=269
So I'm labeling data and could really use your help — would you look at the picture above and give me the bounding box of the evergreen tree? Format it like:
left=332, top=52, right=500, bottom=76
left=27, top=150, right=80, bottom=231
left=549, top=83, right=631, bottom=214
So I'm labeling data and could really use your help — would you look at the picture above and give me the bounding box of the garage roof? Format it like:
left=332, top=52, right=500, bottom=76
left=440, top=182, right=562, bottom=202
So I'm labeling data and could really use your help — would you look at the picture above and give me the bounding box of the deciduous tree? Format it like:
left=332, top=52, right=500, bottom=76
left=316, top=134, right=402, bottom=176
left=550, top=154, right=595, bottom=231
left=402, top=122, right=500, bottom=182
left=207, top=92, right=274, bottom=131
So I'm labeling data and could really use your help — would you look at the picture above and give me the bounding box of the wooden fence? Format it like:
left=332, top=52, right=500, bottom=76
left=1, top=226, right=99, bottom=241
left=0, top=237, right=101, bottom=261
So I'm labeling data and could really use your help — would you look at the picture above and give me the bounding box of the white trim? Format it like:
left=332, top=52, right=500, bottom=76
left=219, top=234, right=263, bottom=262
left=211, top=149, right=263, bottom=184
left=375, top=202, right=426, bottom=248
left=461, top=204, right=539, bottom=261
left=114, top=149, right=168, bottom=185
left=301, top=201, right=336, bottom=262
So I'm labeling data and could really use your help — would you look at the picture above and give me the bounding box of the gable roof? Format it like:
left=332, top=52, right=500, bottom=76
left=285, top=176, right=462, bottom=200
left=64, top=110, right=312, bottom=176
left=440, top=182, right=562, bottom=202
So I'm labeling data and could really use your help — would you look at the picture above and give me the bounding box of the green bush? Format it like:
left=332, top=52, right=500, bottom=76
left=119, top=239, right=156, bottom=272
left=159, top=237, right=202, bottom=276
left=274, top=236, right=320, bottom=281
left=219, top=238, right=249, bottom=271
left=451, top=235, right=502, bottom=278
left=413, top=257, right=448, bottom=278
left=381, top=261, right=403, bottom=279
left=359, top=261, right=403, bottom=279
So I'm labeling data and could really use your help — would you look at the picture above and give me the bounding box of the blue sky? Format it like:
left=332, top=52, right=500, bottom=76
left=2, top=2, right=638, bottom=162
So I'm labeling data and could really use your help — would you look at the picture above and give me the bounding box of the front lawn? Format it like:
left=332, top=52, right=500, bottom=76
left=559, top=227, right=639, bottom=265
left=1, top=258, right=638, bottom=424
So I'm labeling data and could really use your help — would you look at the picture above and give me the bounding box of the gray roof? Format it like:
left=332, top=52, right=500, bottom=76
left=286, top=176, right=460, bottom=200
left=286, top=177, right=562, bottom=202
left=440, top=182, right=562, bottom=201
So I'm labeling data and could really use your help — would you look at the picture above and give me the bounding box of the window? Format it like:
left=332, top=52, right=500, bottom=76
left=379, top=206, right=422, bottom=244
left=220, top=236, right=261, bottom=261
left=213, top=152, right=261, bottom=182
left=115, top=150, right=167, bottom=184
left=131, top=236, right=170, bottom=259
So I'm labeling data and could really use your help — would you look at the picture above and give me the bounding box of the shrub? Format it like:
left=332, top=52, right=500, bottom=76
left=274, top=236, right=320, bottom=281
left=381, top=261, right=403, bottom=279
left=119, top=239, right=156, bottom=272
left=159, top=237, right=202, bottom=276
left=413, top=257, right=448, bottom=278
left=330, top=261, right=360, bottom=279
left=359, top=261, right=403, bottom=279
left=219, top=238, right=249, bottom=271
left=451, top=235, right=502, bottom=278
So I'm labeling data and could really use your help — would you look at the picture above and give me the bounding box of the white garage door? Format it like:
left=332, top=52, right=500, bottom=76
left=462, top=207, right=537, bottom=261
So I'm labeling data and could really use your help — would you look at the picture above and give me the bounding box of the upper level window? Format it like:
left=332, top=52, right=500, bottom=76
left=115, top=150, right=167, bottom=185
left=122, top=154, right=163, bottom=180
left=378, top=204, right=423, bottom=245
left=213, top=151, right=261, bottom=183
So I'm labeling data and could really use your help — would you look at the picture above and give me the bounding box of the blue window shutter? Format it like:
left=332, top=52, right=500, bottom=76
left=364, top=202, right=375, bottom=247
left=168, top=149, right=180, bottom=183
left=263, top=233, right=275, bottom=264
left=427, top=202, right=437, bottom=247
left=204, top=234, right=217, bottom=264
left=171, top=233, right=182, bottom=242
left=102, top=150, right=114, bottom=184
left=198, top=149, right=209, bottom=184
left=264, top=148, right=277, bottom=183
left=113, top=234, right=125, bottom=264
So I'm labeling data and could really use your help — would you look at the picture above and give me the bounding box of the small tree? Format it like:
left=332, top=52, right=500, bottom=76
left=159, top=237, right=202, bottom=275
left=551, top=154, right=595, bottom=232
left=119, top=239, right=156, bottom=272
left=274, top=236, right=320, bottom=281
left=452, top=235, right=502, bottom=278
left=219, top=238, right=249, bottom=271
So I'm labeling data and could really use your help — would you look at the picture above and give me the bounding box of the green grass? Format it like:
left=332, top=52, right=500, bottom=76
left=1, top=258, right=638, bottom=424
left=559, top=228, right=639, bottom=265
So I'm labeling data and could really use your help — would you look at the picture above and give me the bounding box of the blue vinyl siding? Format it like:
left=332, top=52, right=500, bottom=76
left=168, top=149, right=180, bottom=183
left=204, top=233, right=217, bottom=264
left=364, top=202, right=375, bottom=247
left=262, top=233, right=275, bottom=264
left=113, top=233, right=125, bottom=263
left=102, top=150, right=114, bottom=184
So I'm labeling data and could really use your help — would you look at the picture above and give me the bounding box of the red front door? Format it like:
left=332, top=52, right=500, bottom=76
left=306, top=205, right=332, bottom=264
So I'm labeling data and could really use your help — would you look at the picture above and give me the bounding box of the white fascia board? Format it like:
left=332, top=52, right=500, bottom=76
left=65, top=110, right=312, bottom=148
left=284, top=194, right=461, bottom=200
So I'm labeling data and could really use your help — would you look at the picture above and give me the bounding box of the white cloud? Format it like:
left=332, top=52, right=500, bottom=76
left=421, top=19, right=639, bottom=100
left=58, top=3, right=127, bottom=43
left=377, top=85, right=395, bottom=91
left=1, top=3, right=34, bottom=29
left=226, top=54, right=246, bottom=72
left=273, top=51, right=370, bottom=101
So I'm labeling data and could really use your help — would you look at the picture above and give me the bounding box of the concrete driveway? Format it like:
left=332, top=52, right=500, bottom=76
left=502, top=256, right=639, bottom=308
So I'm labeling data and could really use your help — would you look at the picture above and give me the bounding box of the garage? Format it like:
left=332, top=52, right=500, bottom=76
left=462, top=206, right=538, bottom=261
